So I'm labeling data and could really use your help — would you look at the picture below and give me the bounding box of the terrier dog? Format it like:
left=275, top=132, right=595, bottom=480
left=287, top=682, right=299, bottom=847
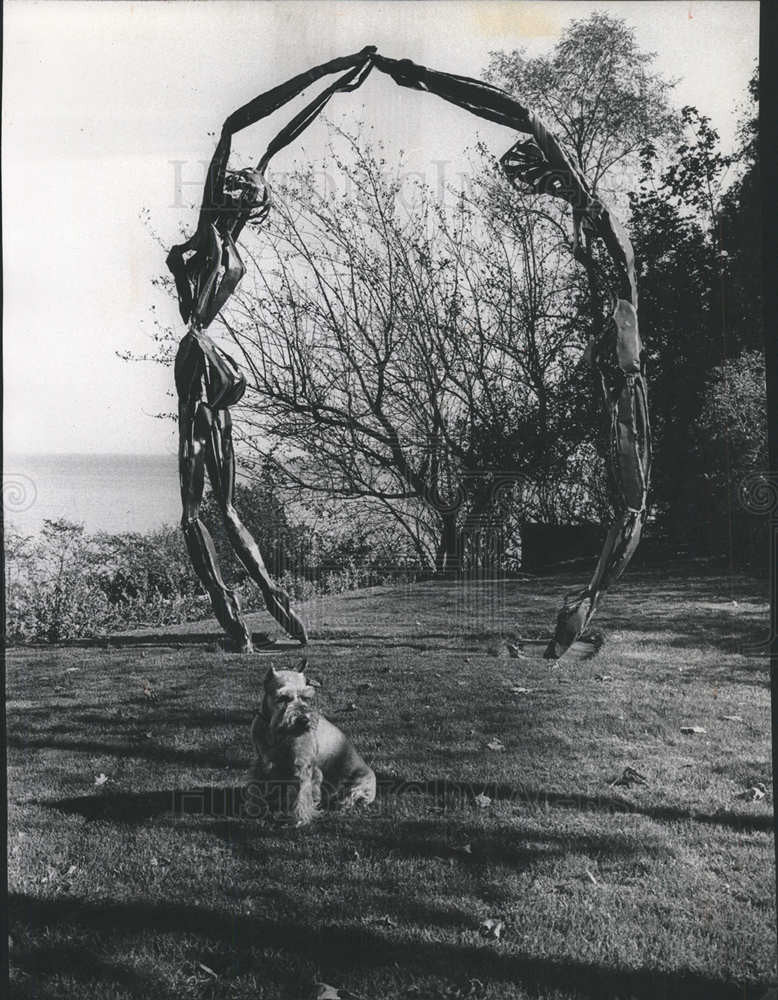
left=248, top=665, right=376, bottom=825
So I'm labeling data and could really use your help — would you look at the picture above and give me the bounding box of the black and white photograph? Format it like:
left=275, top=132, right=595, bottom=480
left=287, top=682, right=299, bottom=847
left=3, top=1, right=775, bottom=997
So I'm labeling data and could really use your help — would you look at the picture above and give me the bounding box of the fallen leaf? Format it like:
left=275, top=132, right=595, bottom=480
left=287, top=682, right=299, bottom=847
left=680, top=726, right=706, bottom=735
left=595, top=674, right=613, bottom=681
left=94, top=773, right=108, bottom=786
left=451, top=842, right=473, bottom=855
left=198, top=963, right=218, bottom=979
left=585, top=869, right=599, bottom=885
left=64, top=667, right=81, bottom=673
left=373, top=914, right=397, bottom=927
left=509, top=686, right=533, bottom=695
left=309, top=678, right=322, bottom=688
left=721, top=715, right=743, bottom=723
left=486, top=739, right=505, bottom=751
left=345, top=702, right=357, bottom=712
left=611, top=766, right=648, bottom=787
left=474, top=793, right=492, bottom=809
left=479, top=917, right=505, bottom=940
left=738, top=784, right=766, bottom=801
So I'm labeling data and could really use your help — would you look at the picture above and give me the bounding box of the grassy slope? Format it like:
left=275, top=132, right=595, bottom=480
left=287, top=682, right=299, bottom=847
left=7, top=567, right=776, bottom=1000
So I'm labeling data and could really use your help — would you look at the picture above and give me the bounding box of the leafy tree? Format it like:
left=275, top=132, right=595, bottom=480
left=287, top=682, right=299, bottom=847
left=718, top=67, right=761, bottom=353
left=486, top=11, right=680, bottom=197
left=696, top=349, right=768, bottom=482
left=628, top=70, right=764, bottom=552
left=628, top=135, right=719, bottom=541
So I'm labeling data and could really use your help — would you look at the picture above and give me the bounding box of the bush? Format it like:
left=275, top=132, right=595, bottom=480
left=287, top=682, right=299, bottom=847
left=3, top=502, right=422, bottom=643
left=5, top=520, right=120, bottom=642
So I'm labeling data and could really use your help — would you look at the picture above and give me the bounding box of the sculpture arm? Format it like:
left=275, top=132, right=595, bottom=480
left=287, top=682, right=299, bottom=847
left=169, top=48, right=377, bottom=330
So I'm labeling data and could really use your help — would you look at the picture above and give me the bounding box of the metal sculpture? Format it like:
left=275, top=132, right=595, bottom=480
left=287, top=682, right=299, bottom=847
left=175, top=328, right=307, bottom=651
left=167, top=47, right=650, bottom=658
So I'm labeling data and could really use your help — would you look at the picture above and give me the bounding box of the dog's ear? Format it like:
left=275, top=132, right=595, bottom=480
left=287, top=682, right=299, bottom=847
left=263, top=665, right=279, bottom=690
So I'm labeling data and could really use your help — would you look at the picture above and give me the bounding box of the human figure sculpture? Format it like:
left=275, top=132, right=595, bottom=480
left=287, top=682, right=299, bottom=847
left=168, top=47, right=651, bottom=658
left=175, top=326, right=307, bottom=650
left=542, top=296, right=650, bottom=657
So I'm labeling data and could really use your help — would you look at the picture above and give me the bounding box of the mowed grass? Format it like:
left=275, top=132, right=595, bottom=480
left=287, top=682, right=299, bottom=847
left=7, top=566, right=776, bottom=1000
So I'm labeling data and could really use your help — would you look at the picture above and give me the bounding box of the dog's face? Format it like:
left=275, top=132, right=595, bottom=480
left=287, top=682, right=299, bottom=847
left=262, top=667, right=317, bottom=735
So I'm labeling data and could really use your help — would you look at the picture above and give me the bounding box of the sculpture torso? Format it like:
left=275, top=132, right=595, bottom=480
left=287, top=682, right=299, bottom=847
left=175, top=329, right=247, bottom=410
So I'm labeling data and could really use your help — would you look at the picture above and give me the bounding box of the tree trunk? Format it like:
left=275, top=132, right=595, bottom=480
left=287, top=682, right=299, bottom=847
left=436, top=513, right=463, bottom=577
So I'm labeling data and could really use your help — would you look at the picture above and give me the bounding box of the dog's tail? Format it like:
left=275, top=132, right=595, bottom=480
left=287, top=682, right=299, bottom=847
left=298, top=656, right=309, bottom=673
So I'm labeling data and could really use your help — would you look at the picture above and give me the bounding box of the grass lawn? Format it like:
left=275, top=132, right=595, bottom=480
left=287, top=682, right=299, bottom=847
left=7, top=565, right=776, bottom=999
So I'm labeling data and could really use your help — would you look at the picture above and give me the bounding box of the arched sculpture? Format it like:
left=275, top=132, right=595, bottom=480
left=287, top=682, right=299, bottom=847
left=167, top=46, right=651, bottom=658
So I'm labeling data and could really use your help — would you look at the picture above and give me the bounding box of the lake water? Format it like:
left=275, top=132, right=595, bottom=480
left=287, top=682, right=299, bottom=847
left=4, top=454, right=183, bottom=536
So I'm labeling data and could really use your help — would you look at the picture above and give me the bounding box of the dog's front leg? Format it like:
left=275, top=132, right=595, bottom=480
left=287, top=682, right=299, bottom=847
left=291, top=762, right=319, bottom=826
left=339, top=767, right=377, bottom=811
left=311, top=766, right=323, bottom=810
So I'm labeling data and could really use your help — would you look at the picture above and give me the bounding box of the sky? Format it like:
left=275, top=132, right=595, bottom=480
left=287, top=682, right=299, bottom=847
left=3, top=0, right=759, bottom=457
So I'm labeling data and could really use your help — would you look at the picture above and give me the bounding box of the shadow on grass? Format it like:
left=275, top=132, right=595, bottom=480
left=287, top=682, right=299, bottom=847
left=337, top=818, right=672, bottom=878
left=43, top=781, right=366, bottom=825
left=42, top=776, right=773, bottom=834
left=14, top=630, right=298, bottom=651
left=372, top=775, right=775, bottom=833
left=40, top=787, right=238, bottom=823
left=11, top=734, right=236, bottom=769
left=8, top=892, right=769, bottom=1000
left=313, top=632, right=453, bottom=652
left=11, top=941, right=164, bottom=999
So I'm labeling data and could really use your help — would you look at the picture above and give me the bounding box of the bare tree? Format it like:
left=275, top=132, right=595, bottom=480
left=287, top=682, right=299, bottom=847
left=196, top=129, right=602, bottom=573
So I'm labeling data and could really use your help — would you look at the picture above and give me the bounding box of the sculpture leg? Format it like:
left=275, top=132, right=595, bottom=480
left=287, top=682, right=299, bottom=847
left=200, top=405, right=308, bottom=644
left=545, top=302, right=650, bottom=659
left=544, top=511, right=645, bottom=659
left=179, top=400, right=253, bottom=652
